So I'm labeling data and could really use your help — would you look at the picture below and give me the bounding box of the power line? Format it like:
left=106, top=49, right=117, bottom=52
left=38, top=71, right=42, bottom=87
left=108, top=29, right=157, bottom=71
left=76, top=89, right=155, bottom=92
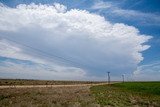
left=1, top=36, right=86, bottom=68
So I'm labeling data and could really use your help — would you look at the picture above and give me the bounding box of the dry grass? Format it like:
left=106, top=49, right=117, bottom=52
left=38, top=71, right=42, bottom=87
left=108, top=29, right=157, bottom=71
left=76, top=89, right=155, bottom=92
left=0, top=86, right=100, bottom=107
left=0, top=79, right=104, bottom=86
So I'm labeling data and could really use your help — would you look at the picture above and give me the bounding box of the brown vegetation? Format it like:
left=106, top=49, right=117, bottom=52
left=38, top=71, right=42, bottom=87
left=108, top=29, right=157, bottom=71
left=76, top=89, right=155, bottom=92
left=0, top=79, right=105, bottom=86
left=0, top=86, right=100, bottom=107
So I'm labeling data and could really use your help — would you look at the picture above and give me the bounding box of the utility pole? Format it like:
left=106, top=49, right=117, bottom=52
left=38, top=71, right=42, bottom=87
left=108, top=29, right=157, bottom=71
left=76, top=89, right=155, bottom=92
left=122, top=74, right=125, bottom=83
left=107, top=72, right=110, bottom=84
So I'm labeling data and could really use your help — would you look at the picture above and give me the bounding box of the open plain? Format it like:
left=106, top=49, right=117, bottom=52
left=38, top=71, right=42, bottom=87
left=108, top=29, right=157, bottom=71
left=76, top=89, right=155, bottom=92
left=0, top=79, right=160, bottom=107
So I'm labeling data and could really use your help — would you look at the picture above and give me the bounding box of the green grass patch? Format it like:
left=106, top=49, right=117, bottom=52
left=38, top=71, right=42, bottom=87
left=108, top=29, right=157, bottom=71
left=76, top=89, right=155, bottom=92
left=113, top=82, right=160, bottom=95
left=90, top=82, right=160, bottom=107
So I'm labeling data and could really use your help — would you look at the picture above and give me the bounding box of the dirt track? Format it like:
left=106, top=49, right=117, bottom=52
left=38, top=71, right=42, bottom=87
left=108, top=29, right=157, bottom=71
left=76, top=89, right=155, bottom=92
left=0, top=83, right=108, bottom=89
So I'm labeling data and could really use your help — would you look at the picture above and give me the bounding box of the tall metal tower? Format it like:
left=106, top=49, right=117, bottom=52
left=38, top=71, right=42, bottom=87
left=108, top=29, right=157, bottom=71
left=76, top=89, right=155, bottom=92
left=122, top=74, right=125, bottom=83
left=107, top=72, right=110, bottom=84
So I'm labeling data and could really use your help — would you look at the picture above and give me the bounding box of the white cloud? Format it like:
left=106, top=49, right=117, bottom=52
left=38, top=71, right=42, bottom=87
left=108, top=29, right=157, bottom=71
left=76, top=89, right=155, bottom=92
left=0, top=3, right=151, bottom=80
left=133, top=61, right=160, bottom=81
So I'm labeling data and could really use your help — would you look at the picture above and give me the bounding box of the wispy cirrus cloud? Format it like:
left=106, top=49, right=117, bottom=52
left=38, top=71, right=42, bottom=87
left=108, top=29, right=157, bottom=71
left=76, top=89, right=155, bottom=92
left=91, top=1, right=112, bottom=10
left=91, top=0, right=160, bottom=26
left=112, top=9, right=160, bottom=26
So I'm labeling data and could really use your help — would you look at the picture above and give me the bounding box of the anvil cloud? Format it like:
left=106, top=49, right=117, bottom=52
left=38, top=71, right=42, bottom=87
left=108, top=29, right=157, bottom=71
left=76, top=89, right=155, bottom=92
left=0, top=3, right=151, bottom=80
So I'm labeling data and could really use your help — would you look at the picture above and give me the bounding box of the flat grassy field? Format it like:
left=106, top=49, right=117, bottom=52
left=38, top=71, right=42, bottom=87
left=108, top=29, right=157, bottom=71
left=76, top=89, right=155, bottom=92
left=0, top=81, right=160, bottom=107
left=0, top=79, right=104, bottom=85
left=90, top=82, right=160, bottom=107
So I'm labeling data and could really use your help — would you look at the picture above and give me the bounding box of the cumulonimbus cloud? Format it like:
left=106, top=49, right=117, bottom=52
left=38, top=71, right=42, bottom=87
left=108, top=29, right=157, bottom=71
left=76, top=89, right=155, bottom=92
left=0, top=3, right=152, bottom=80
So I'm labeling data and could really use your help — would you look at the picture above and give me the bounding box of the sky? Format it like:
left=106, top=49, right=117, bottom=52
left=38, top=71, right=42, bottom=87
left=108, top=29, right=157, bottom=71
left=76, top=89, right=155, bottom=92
left=0, top=0, right=160, bottom=81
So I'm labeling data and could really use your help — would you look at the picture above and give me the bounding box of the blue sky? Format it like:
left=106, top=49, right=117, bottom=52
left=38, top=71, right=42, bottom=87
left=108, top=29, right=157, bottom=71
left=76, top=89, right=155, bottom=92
left=0, top=0, right=159, bottom=81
